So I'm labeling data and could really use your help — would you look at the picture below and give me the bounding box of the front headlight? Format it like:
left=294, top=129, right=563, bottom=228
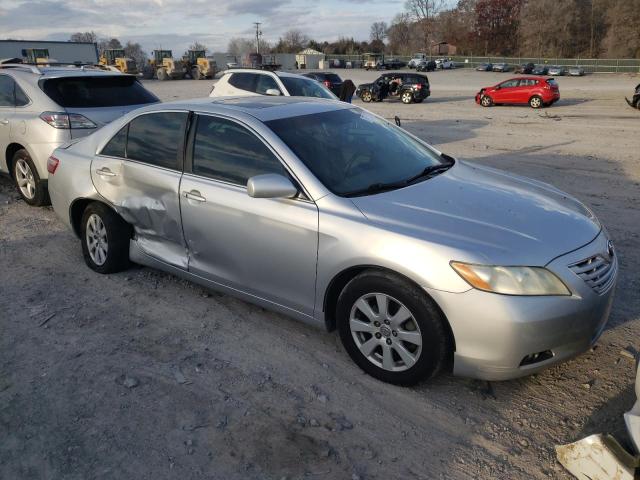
left=450, top=262, right=570, bottom=296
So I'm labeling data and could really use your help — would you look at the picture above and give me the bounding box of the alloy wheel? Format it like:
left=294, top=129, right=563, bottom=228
left=362, top=91, right=372, bottom=102
left=530, top=96, right=542, bottom=108
left=15, top=158, right=36, bottom=200
left=402, top=92, right=413, bottom=104
left=86, top=213, right=108, bottom=266
left=349, top=293, right=423, bottom=372
left=481, top=95, right=492, bottom=107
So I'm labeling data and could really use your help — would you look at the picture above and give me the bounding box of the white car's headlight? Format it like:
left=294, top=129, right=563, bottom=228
left=450, top=262, right=571, bottom=296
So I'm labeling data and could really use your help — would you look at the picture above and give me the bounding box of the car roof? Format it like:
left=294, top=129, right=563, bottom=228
left=0, top=65, right=133, bottom=81
left=222, top=68, right=312, bottom=80
left=135, top=95, right=354, bottom=122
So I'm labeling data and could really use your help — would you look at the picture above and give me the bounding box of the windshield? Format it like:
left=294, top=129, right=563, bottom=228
left=266, top=108, right=447, bottom=196
left=41, top=76, right=159, bottom=108
left=280, top=77, right=336, bottom=99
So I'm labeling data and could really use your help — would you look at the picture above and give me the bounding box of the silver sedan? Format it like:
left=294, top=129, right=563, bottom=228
left=48, top=97, right=617, bottom=385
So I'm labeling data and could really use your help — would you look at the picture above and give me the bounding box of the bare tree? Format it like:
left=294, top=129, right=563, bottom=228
left=123, top=41, right=147, bottom=69
left=227, top=38, right=255, bottom=57
left=70, top=32, right=97, bottom=43
left=370, top=21, right=388, bottom=42
left=188, top=41, right=208, bottom=53
left=387, top=14, right=413, bottom=54
left=404, top=0, right=447, bottom=53
left=603, top=0, right=640, bottom=58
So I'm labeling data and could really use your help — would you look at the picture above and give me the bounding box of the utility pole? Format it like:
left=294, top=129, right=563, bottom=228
left=253, top=22, right=262, bottom=54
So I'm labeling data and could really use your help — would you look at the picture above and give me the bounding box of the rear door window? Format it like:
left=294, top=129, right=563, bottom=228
left=192, top=115, right=286, bottom=186
left=100, top=125, right=128, bottom=158
left=519, top=79, right=537, bottom=87
left=228, top=73, right=257, bottom=92
left=126, top=112, right=188, bottom=170
left=0, top=75, right=15, bottom=107
left=40, top=76, right=158, bottom=108
left=14, top=83, right=29, bottom=106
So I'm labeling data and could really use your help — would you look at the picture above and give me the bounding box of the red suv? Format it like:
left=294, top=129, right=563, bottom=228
left=476, top=77, right=560, bottom=108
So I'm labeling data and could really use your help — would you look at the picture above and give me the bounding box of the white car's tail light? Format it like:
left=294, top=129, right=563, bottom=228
left=40, top=112, right=97, bottom=129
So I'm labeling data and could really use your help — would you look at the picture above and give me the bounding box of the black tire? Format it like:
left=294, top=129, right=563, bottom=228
left=361, top=90, right=373, bottom=103
left=401, top=90, right=413, bottom=104
left=529, top=95, right=543, bottom=108
left=337, top=269, right=451, bottom=385
left=81, top=202, right=131, bottom=274
left=12, top=149, right=49, bottom=206
left=480, top=94, right=493, bottom=107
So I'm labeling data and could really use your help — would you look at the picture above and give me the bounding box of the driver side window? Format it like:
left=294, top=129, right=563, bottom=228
left=255, top=75, right=279, bottom=95
left=192, top=115, right=287, bottom=186
left=500, top=80, right=519, bottom=88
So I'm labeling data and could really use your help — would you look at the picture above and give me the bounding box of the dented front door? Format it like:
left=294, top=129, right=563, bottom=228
left=91, top=111, right=189, bottom=269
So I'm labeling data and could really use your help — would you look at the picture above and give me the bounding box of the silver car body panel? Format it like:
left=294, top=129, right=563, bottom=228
left=49, top=97, right=618, bottom=380
left=624, top=363, right=640, bottom=453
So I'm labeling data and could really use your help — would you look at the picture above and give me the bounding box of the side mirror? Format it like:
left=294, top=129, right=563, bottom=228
left=265, top=88, right=282, bottom=96
left=247, top=174, right=298, bottom=199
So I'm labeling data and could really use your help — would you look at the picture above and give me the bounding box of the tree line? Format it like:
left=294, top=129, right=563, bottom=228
left=388, top=0, right=640, bottom=59
left=70, top=0, right=639, bottom=64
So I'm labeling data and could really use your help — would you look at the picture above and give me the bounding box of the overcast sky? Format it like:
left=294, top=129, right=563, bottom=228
left=1, top=0, right=406, bottom=55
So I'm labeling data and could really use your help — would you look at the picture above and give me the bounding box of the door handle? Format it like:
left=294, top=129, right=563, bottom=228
left=183, top=190, right=206, bottom=202
left=95, top=167, right=116, bottom=177
left=0, top=119, right=8, bottom=125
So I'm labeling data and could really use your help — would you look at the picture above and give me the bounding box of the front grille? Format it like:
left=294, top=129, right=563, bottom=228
left=569, top=252, right=617, bottom=295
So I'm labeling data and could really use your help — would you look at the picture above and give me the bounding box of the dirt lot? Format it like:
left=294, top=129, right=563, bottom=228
left=1, top=69, right=639, bottom=479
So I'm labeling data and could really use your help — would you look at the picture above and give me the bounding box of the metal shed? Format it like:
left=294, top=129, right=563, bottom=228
left=0, top=40, right=98, bottom=63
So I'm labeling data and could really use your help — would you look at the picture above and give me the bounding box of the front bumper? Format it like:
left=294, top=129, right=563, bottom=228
left=428, top=231, right=617, bottom=380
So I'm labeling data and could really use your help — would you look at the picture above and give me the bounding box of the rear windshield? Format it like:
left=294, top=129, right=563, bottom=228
left=280, top=77, right=336, bottom=99
left=546, top=79, right=558, bottom=86
left=323, top=73, right=342, bottom=83
left=40, top=76, right=159, bottom=108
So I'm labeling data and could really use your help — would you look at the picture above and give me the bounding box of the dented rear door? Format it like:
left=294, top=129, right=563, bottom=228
left=91, top=110, right=190, bottom=269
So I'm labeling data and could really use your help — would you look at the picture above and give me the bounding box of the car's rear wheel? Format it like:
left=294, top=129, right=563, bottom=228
left=480, top=95, right=493, bottom=107
left=81, top=202, right=131, bottom=274
left=12, top=149, right=49, bottom=206
left=401, top=91, right=413, bottom=104
left=361, top=90, right=373, bottom=102
left=529, top=95, right=543, bottom=108
left=337, top=270, right=450, bottom=385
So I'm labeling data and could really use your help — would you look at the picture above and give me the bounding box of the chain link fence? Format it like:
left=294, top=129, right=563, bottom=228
left=323, top=54, right=640, bottom=73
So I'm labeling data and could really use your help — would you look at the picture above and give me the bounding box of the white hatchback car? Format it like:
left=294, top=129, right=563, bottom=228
left=210, top=69, right=336, bottom=99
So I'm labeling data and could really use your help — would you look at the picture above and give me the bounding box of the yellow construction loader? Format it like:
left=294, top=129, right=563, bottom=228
left=183, top=50, right=216, bottom=80
left=99, top=49, right=138, bottom=74
left=23, top=48, right=53, bottom=65
left=143, top=50, right=186, bottom=80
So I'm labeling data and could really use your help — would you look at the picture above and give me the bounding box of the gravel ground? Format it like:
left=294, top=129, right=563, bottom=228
left=1, top=69, right=639, bottom=480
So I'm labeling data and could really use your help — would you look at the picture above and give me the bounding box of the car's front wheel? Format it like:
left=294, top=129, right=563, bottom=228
left=337, top=270, right=450, bottom=385
left=529, top=95, right=543, bottom=108
left=480, top=95, right=493, bottom=107
left=81, top=202, right=131, bottom=274
left=12, top=149, right=49, bottom=206
left=401, top=91, right=413, bottom=104
left=361, top=90, right=373, bottom=102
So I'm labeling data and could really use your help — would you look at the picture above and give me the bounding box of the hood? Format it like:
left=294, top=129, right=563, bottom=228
left=350, top=161, right=601, bottom=266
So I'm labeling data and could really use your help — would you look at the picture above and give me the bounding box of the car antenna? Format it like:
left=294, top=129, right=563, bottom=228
left=394, top=115, right=401, bottom=127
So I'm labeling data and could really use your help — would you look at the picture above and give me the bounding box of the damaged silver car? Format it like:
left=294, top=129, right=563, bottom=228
left=48, top=97, right=617, bottom=385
